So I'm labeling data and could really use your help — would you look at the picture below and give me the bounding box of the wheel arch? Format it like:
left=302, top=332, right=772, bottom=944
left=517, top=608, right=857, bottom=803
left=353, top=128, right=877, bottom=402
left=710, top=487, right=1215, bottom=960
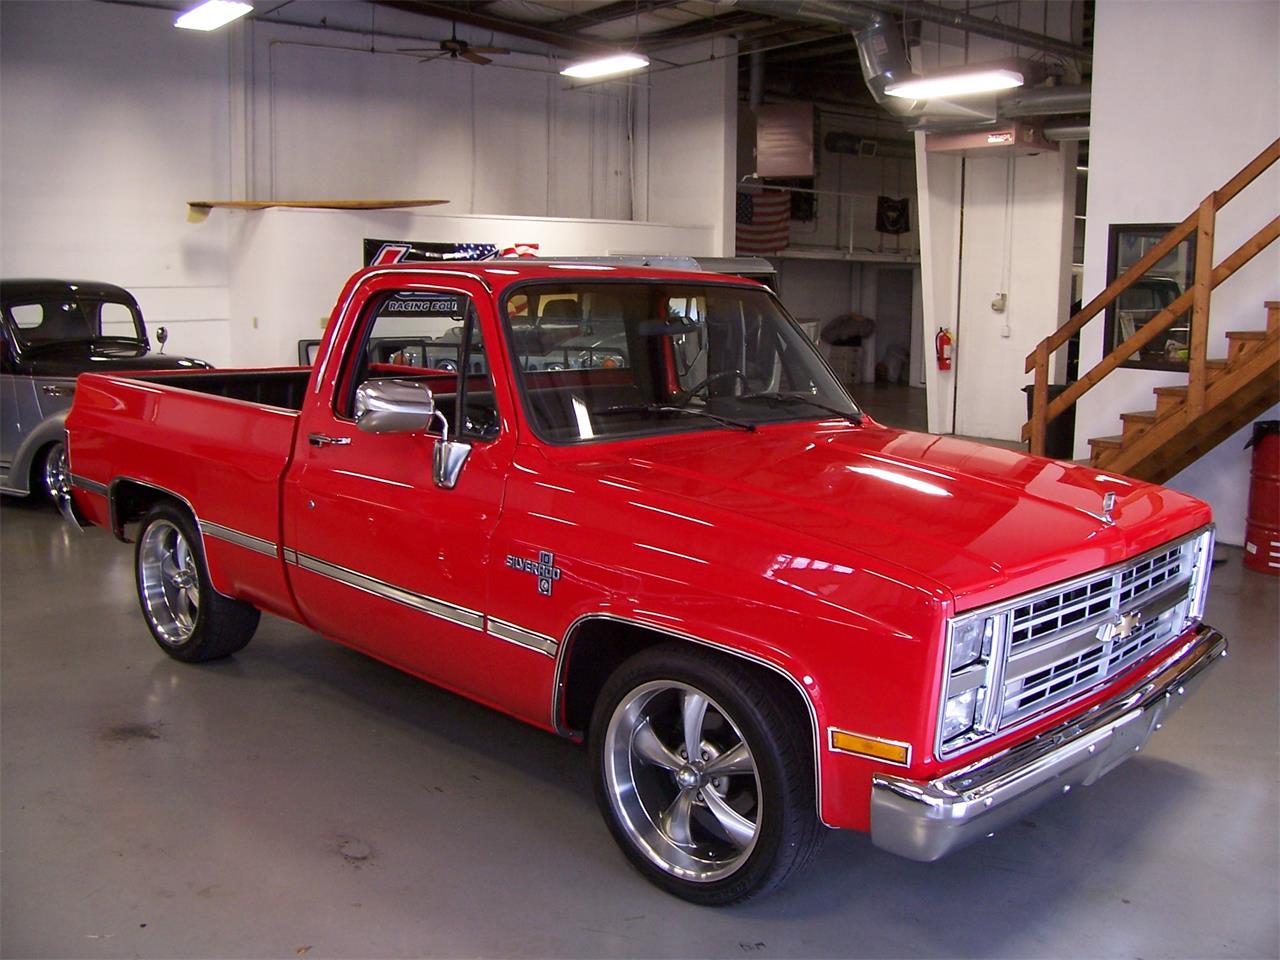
left=554, top=613, right=828, bottom=826
left=108, top=477, right=200, bottom=542
left=7, top=412, right=69, bottom=496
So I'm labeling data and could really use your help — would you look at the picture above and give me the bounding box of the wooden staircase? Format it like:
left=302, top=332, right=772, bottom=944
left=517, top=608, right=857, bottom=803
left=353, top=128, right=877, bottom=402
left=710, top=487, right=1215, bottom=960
left=1024, top=138, right=1280, bottom=484
left=1086, top=306, right=1279, bottom=482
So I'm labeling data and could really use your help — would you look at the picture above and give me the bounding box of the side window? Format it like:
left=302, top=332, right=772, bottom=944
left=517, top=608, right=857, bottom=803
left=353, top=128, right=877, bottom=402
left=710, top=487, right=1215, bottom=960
left=9, top=304, right=44, bottom=330
left=98, top=302, right=139, bottom=338
left=342, top=290, right=499, bottom=441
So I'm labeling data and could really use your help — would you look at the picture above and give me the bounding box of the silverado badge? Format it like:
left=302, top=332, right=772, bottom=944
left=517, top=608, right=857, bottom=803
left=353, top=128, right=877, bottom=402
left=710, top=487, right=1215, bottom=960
left=506, top=550, right=562, bottom=597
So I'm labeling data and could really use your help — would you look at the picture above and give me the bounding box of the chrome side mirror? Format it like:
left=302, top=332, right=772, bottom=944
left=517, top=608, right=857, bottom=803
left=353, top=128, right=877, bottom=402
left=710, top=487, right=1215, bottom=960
left=354, top=378, right=471, bottom=489
left=354, top=379, right=437, bottom=433
left=155, top=326, right=168, bottom=354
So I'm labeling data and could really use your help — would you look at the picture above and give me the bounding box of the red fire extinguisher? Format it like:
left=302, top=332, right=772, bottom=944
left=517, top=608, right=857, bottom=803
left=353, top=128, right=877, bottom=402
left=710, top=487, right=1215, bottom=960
left=935, top=327, right=954, bottom=371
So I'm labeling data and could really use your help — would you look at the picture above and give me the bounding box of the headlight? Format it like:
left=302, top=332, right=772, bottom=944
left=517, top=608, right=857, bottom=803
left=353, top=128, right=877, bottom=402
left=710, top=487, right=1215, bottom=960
left=950, top=617, right=993, bottom=671
left=941, top=688, right=978, bottom=740
left=937, top=611, right=1007, bottom=757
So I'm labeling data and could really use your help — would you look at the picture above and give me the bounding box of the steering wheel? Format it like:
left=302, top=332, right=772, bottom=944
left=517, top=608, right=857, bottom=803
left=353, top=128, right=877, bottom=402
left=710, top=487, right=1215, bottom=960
left=678, top=368, right=749, bottom=405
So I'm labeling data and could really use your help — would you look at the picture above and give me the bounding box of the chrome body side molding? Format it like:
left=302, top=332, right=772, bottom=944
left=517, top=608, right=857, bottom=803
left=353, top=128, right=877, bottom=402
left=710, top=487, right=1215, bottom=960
left=288, top=551, right=485, bottom=631
left=199, top=520, right=278, bottom=558
left=71, top=474, right=110, bottom=498
left=486, top=617, right=558, bottom=657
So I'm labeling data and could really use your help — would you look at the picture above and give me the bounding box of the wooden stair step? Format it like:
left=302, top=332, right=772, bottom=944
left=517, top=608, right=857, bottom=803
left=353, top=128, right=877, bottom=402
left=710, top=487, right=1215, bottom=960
left=1227, top=330, right=1267, bottom=361
left=1087, top=434, right=1123, bottom=466
left=1120, top=410, right=1159, bottom=440
left=1154, top=384, right=1188, bottom=417
left=1103, top=324, right=1280, bottom=482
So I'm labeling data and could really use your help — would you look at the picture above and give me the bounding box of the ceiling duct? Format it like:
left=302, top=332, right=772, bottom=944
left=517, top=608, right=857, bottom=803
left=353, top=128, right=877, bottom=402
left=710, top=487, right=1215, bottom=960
left=851, top=18, right=926, bottom=119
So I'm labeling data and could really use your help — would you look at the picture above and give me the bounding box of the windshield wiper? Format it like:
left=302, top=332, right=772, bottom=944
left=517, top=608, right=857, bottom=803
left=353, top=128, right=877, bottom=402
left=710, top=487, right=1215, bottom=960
left=600, top=403, right=756, bottom=432
left=739, top=392, right=863, bottom=425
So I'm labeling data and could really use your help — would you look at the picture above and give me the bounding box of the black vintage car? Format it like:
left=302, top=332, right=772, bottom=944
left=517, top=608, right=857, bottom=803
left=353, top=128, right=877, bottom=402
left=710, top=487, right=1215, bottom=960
left=1, top=279, right=211, bottom=502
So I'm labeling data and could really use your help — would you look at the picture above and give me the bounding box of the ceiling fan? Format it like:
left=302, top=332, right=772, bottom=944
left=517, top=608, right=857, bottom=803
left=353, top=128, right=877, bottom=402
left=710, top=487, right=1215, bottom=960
left=400, top=24, right=510, bottom=66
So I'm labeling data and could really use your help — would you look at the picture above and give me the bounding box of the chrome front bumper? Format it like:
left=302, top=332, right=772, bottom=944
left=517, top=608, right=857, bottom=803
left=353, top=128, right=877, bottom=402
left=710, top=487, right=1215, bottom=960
left=870, top=624, right=1227, bottom=862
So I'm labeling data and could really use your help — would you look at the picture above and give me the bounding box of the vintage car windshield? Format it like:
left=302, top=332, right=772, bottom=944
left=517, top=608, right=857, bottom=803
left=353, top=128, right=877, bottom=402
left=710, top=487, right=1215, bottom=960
left=504, top=281, right=860, bottom=443
left=5, top=296, right=145, bottom=350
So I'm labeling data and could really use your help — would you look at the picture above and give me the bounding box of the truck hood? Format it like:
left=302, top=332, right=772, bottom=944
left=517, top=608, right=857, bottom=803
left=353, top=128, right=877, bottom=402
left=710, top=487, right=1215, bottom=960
left=558, top=421, right=1211, bottom=609
left=22, top=342, right=211, bottom=377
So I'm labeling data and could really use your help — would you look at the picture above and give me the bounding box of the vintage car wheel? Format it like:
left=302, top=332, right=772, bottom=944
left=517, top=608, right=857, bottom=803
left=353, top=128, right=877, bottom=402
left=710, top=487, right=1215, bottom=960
left=36, top=441, right=70, bottom=502
left=589, top=644, right=824, bottom=905
left=135, top=503, right=259, bottom=662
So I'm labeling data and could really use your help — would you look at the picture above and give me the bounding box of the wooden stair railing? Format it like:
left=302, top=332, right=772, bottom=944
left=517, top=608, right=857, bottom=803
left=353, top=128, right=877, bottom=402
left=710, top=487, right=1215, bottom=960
left=1023, top=136, right=1280, bottom=458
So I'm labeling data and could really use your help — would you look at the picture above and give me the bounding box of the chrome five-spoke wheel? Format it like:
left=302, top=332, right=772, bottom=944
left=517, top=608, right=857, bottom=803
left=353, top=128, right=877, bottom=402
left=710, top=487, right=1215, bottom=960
left=603, top=680, right=762, bottom=883
left=134, top=503, right=260, bottom=662
left=41, top=441, right=70, bottom=502
left=590, top=644, right=822, bottom=904
left=138, top=518, right=201, bottom=645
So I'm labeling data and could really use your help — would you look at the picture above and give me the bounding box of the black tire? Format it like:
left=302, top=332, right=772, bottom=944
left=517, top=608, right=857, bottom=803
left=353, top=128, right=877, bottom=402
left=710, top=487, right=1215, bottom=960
left=134, top=502, right=259, bottom=662
left=588, top=643, right=825, bottom=905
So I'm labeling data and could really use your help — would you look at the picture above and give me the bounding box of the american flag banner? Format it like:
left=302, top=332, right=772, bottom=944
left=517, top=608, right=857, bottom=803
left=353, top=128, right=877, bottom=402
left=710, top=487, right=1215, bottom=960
left=735, top=188, right=791, bottom=256
left=363, top=239, right=499, bottom=266
left=501, top=242, right=540, bottom=258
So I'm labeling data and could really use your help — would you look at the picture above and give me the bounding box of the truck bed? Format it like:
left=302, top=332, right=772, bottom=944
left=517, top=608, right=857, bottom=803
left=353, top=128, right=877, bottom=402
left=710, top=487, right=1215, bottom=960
left=67, top=368, right=305, bottom=619
left=122, top=368, right=313, bottom=411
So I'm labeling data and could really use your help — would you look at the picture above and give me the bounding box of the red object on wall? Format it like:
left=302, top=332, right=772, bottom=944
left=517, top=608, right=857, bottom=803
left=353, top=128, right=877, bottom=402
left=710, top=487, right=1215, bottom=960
left=1244, top=420, right=1280, bottom=575
left=935, top=327, right=954, bottom=371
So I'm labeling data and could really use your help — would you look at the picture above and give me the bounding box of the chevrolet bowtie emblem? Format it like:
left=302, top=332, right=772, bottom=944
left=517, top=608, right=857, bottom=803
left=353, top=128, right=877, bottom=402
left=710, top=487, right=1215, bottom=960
left=1116, top=610, right=1142, bottom=640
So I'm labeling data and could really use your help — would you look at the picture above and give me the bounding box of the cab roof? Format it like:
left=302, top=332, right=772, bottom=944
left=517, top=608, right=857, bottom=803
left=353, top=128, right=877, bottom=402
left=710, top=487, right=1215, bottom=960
left=1, top=279, right=138, bottom=304
left=351, top=260, right=768, bottom=295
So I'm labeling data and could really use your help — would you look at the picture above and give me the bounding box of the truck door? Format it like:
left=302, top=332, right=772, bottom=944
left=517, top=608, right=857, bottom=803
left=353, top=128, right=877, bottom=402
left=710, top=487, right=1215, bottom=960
left=0, top=330, right=22, bottom=486
left=282, top=276, right=525, bottom=709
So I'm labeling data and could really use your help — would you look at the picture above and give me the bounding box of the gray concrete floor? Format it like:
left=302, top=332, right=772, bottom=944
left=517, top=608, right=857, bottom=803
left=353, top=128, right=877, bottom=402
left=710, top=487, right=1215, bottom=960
left=2, top=497, right=1278, bottom=959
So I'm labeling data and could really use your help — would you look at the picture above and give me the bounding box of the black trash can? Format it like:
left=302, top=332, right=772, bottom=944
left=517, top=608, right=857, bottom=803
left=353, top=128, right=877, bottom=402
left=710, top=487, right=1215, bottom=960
left=1022, top=384, right=1077, bottom=460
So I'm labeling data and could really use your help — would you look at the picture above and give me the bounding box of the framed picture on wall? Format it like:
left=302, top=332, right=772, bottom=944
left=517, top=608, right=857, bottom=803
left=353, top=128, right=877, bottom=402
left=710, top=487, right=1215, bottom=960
left=1104, top=223, right=1196, bottom=371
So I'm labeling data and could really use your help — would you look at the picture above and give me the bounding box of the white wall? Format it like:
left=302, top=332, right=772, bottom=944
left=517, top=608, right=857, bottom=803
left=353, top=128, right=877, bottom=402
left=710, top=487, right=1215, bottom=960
left=224, top=208, right=715, bottom=365
left=645, top=39, right=738, bottom=256
left=775, top=259, right=864, bottom=326
left=0, top=1, right=737, bottom=368
left=0, top=0, right=234, bottom=364
left=1078, top=0, right=1280, bottom=544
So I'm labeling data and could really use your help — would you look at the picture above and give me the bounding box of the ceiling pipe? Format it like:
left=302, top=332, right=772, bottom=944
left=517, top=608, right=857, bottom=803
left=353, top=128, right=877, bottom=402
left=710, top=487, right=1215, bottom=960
left=727, top=0, right=1090, bottom=64
left=1000, top=86, right=1092, bottom=118
left=1043, top=120, right=1090, bottom=142
left=749, top=51, right=766, bottom=111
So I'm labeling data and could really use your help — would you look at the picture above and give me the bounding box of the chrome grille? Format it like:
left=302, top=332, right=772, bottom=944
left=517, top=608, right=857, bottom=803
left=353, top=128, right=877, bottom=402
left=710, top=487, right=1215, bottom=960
left=937, top=527, right=1215, bottom=760
left=1000, top=538, right=1205, bottom=727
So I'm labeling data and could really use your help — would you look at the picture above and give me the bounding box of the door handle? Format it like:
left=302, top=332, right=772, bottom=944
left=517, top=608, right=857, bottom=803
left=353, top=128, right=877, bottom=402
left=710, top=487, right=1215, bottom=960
left=41, top=384, right=75, bottom=397
left=308, top=433, right=352, bottom=447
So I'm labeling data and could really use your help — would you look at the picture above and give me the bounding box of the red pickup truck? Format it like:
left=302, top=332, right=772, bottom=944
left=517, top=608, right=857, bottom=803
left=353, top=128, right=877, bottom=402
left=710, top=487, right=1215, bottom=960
left=65, top=262, right=1225, bottom=904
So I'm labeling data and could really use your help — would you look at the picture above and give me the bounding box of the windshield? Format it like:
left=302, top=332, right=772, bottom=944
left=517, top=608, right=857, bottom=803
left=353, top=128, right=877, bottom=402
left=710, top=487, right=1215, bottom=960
left=504, top=281, right=860, bottom=443
left=5, top=296, right=145, bottom=350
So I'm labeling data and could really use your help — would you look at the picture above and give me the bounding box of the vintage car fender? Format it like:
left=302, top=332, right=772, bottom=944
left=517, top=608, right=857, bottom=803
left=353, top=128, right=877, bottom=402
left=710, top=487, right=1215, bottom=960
left=2, top=405, right=71, bottom=497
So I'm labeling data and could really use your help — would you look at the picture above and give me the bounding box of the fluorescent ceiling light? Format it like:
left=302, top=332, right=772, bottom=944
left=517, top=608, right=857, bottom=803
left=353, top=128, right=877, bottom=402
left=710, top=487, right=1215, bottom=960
left=560, top=53, right=649, bottom=80
left=885, top=67, right=1023, bottom=100
left=175, top=0, right=253, bottom=31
